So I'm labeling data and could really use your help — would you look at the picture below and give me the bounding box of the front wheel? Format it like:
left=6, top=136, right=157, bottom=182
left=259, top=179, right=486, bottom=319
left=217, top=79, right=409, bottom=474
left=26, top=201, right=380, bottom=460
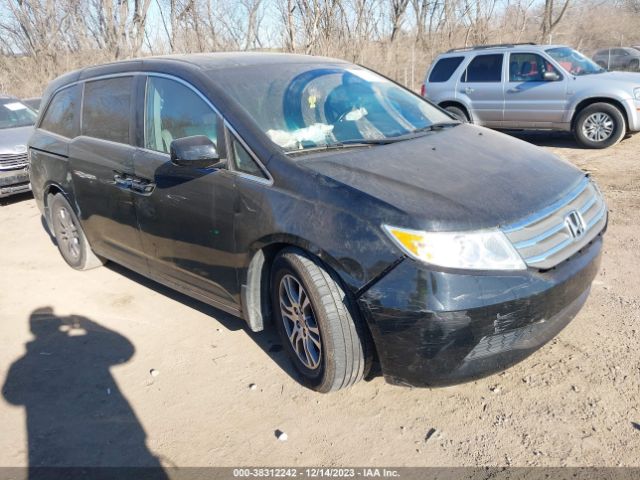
left=573, top=103, right=626, bottom=149
left=271, top=248, right=370, bottom=392
left=444, top=105, right=469, bottom=123
left=49, top=193, right=104, bottom=270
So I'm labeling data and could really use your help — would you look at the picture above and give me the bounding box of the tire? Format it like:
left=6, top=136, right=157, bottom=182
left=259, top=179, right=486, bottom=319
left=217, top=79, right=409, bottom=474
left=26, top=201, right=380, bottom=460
left=573, top=102, right=626, bottom=149
left=49, top=193, right=104, bottom=270
left=270, top=248, right=370, bottom=392
left=444, top=105, right=469, bottom=123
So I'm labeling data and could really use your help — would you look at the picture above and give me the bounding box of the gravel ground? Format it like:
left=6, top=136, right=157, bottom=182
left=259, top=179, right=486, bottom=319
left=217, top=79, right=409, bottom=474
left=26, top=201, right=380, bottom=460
left=0, top=132, right=639, bottom=468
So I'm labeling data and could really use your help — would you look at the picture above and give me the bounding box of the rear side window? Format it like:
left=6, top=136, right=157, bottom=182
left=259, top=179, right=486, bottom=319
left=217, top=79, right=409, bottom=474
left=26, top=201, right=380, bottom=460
left=82, top=77, right=133, bottom=144
left=462, top=54, right=503, bottom=83
left=428, top=57, right=464, bottom=82
left=40, top=86, right=79, bottom=138
left=144, top=76, right=218, bottom=154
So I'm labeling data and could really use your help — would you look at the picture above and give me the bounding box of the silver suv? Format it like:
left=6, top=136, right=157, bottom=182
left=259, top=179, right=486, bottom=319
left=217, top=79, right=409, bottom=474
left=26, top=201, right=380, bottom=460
left=422, top=43, right=640, bottom=148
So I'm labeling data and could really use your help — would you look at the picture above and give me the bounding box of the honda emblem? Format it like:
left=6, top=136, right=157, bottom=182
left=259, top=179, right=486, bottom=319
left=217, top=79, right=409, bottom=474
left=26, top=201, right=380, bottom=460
left=565, top=210, right=586, bottom=239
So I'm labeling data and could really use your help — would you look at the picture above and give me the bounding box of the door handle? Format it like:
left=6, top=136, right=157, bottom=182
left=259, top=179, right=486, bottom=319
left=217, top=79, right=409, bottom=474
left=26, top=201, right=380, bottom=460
left=507, top=87, right=522, bottom=93
left=463, top=87, right=475, bottom=94
left=130, top=177, right=156, bottom=195
left=114, top=173, right=132, bottom=189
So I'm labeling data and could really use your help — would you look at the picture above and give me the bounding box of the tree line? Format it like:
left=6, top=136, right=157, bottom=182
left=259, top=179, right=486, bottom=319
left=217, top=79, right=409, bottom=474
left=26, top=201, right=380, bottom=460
left=0, top=0, right=639, bottom=97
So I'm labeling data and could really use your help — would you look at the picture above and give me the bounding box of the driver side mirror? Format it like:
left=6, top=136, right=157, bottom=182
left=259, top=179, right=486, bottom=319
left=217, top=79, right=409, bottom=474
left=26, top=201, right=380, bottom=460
left=543, top=71, right=560, bottom=82
left=170, top=135, right=225, bottom=169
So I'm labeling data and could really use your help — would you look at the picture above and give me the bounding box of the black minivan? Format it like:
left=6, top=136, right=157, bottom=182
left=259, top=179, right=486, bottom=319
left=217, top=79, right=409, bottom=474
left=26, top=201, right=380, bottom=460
left=29, top=53, right=607, bottom=392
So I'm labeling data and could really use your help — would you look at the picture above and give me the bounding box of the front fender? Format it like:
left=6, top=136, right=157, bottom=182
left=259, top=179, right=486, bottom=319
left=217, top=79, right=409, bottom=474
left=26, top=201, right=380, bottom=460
left=564, top=91, right=636, bottom=126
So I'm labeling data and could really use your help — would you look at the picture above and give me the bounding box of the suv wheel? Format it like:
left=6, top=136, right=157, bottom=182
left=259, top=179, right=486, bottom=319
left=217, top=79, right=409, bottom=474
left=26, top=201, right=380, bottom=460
left=271, top=248, right=370, bottom=392
left=444, top=105, right=469, bottom=123
left=574, top=102, right=626, bottom=149
left=50, top=193, right=104, bottom=270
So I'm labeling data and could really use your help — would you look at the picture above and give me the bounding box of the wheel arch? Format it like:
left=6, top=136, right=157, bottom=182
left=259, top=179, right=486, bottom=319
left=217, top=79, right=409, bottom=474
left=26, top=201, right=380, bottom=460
left=571, top=97, right=629, bottom=131
left=241, top=234, right=366, bottom=333
left=42, top=182, right=73, bottom=229
left=438, top=101, right=471, bottom=122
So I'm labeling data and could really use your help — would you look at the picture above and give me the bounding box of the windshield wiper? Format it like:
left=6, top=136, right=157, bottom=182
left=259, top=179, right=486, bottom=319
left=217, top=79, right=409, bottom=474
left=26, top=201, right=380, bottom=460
left=412, top=121, right=461, bottom=133
left=286, top=123, right=461, bottom=155
left=286, top=138, right=404, bottom=155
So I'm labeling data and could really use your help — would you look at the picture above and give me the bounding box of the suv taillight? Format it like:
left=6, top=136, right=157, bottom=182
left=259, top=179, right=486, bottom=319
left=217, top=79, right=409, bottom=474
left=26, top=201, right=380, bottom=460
left=420, top=84, right=426, bottom=97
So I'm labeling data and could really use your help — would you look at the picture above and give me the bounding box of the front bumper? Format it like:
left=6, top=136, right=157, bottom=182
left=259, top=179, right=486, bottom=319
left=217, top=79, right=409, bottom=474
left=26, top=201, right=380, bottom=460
left=358, top=235, right=603, bottom=387
left=0, top=166, right=31, bottom=198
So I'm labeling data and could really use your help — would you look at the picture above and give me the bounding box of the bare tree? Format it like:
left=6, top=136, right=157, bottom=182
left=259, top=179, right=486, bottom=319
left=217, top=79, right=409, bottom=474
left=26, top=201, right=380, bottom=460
left=540, top=0, right=571, bottom=43
left=389, top=0, right=410, bottom=42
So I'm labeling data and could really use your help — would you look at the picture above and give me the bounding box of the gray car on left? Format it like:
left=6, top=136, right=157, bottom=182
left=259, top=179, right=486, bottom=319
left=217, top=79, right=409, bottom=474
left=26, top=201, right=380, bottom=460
left=0, top=95, right=36, bottom=198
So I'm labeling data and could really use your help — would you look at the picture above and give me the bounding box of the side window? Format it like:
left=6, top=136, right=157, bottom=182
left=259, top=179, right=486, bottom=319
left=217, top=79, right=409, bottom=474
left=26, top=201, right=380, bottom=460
left=428, top=57, right=464, bottom=83
left=145, top=77, right=218, bottom=154
left=509, top=53, right=561, bottom=82
left=82, top=77, right=133, bottom=144
left=40, top=86, right=79, bottom=138
left=231, top=137, right=266, bottom=179
left=462, top=54, right=503, bottom=83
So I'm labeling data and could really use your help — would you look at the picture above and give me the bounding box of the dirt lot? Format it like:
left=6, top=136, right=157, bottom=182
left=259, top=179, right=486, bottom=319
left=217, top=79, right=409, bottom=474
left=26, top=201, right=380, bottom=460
left=1, top=132, right=639, bottom=469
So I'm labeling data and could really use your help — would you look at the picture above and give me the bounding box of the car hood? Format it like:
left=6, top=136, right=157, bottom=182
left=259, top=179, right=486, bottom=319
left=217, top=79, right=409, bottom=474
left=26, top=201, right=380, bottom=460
left=575, top=71, right=640, bottom=87
left=0, top=126, right=34, bottom=154
left=300, top=124, right=584, bottom=231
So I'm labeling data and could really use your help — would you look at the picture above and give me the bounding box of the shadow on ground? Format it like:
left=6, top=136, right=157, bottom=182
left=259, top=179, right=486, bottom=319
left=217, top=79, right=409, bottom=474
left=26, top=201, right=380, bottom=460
left=1, top=307, right=169, bottom=477
left=0, top=191, right=33, bottom=206
left=503, top=130, right=638, bottom=149
left=501, top=130, right=581, bottom=149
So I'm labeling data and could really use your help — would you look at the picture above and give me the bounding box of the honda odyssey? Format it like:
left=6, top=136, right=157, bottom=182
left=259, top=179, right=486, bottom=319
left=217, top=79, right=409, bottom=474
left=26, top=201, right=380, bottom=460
left=29, top=53, right=607, bottom=392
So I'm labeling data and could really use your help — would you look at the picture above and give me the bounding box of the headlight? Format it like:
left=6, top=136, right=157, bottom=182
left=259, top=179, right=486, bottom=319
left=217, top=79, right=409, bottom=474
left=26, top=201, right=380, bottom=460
left=634, top=88, right=640, bottom=100
left=383, top=225, right=526, bottom=271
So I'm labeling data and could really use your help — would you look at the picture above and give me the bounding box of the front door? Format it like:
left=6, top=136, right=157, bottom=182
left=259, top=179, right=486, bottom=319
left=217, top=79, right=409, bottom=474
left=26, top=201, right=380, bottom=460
left=503, top=52, right=567, bottom=128
left=69, top=75, right=146, bottom=271
left=458, top=53, right=504, bottom=127
left=133, top=75, right=240, bottom=309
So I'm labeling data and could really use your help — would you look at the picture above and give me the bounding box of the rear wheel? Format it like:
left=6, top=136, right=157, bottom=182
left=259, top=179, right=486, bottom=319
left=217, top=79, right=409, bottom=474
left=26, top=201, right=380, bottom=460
left=49, top=193, right=104, bottom=270
left=573, top=102, right=626, bottom=149
left=443, top=105, right=469, bottom=123
left=271, top=248, right=370, bottom=392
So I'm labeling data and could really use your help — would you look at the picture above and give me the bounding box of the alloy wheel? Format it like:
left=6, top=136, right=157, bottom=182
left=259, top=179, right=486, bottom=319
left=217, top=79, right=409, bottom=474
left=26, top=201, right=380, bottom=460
left=582, top=112, right=614, bottom=142
left=55, top=206, right=81, bottom=262
left=278, top=274, right=322, bottom=370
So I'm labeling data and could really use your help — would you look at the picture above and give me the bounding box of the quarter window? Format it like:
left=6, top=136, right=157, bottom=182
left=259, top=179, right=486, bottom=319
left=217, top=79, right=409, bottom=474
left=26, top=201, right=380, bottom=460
left=428, top=57, right=464, bottom=83
left=509, top=53, right=560, bottom=82
left=40, top=86, right=80, bottom=138
left=232, top=138, right=266, bottom=179
left=82, top=77, right=133, bottom=144
left=462, top=54, right=503, bottom=83
left=145, top=77, right=218, bottom=154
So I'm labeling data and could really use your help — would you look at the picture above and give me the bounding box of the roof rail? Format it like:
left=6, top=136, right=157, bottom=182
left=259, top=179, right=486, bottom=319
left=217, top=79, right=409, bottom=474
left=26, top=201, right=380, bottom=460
left=446, top=42, right=537, bottom=53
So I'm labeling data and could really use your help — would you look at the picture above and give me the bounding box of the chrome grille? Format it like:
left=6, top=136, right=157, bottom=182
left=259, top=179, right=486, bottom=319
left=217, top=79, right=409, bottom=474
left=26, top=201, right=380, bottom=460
left=502, top=176, right=607, bottom=270
left=0, top=152, right=28, bottom=170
